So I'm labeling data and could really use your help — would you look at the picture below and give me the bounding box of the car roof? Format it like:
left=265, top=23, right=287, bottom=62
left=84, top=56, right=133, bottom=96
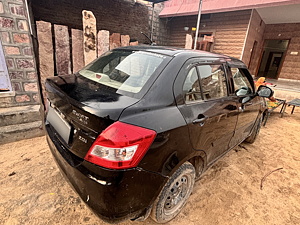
left=115, top=45, right=242, bottom=63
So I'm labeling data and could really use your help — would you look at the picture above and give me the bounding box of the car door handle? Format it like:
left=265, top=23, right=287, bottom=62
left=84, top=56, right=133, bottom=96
left=192, top=114, right=207, bottom=125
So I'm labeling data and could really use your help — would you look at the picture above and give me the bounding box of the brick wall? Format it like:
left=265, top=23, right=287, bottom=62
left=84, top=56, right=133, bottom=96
left=168, top=10, right=252, bottom=59
left=264, top=23, right=300, bottom=80
left=242, top=9, right=265, bottom=75
left=146, top=2, right=170, bottom=45
left=0, top=0, right=39, bottom=107
left=31, top=0, right=150, bottom=44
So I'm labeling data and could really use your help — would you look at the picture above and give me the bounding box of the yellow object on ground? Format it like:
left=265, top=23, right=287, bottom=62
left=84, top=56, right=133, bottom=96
left=267, top=100, right=279, bottom=109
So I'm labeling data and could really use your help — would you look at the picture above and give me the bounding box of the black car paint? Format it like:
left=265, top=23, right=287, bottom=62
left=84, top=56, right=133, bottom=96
left=226, top=66, right=264, bottom=148
left=174, top=59, right=236, bottom=165
left=44, top=46, right=265, bottom=223
left=46, top=133, right=166, bottom=222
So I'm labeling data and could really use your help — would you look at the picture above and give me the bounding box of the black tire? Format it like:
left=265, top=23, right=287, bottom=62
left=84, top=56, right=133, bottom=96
left=245, top=116, right=262, bottom=144
left=150, top=162, right=195, bottom=223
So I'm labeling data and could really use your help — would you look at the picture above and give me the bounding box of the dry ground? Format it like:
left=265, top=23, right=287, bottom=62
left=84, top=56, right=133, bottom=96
left=1, top=106, right=300, bottom=225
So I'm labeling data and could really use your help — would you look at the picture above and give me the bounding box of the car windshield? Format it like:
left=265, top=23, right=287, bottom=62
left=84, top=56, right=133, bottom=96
left=78, top=50, right=166, bottom=94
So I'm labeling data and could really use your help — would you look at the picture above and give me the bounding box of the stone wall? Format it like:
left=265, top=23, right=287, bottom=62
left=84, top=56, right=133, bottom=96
left=31, top=0, right=150, bottom=44
left=168, top=10, right=252, bottom=59
left=0, top=0, right=39, bottom=108
left=264, top=23, right=300, bottom=80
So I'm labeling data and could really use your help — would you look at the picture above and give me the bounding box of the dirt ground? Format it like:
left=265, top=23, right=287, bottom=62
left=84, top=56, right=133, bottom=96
left=1, top=106, right=300, bottom=225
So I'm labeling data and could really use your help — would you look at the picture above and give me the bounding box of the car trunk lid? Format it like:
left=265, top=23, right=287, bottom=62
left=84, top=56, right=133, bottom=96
left=45, top=74, right=139, bottom=160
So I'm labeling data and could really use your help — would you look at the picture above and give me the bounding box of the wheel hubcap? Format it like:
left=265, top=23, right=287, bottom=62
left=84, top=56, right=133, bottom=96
left=164, top=175, right=189, bottom=215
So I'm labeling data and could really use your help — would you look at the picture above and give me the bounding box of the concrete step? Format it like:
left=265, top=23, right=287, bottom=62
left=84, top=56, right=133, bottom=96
left=0, top=105, right=41, bottom=126
left=0, top=121, right=45, bottom=144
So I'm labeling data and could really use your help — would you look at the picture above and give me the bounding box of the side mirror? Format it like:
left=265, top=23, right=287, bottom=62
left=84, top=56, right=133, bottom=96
left=241, top=96, right=252, bottom=104
left=256, top=85, right=274, bottom=98
left=235, top=86, right=252, bottom=97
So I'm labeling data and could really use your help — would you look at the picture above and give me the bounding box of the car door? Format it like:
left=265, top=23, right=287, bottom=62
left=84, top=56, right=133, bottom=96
left=176, top=60, right=239, bottom=165
left=228, top=65, right=262, bottom=148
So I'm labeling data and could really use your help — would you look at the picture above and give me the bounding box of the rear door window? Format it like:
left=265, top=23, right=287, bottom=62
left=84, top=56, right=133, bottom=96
left=183, top=67, right=202, bottom=103
left=183, top=64, right=228, bottom=104
left=197, top=64, right=228, bottom=100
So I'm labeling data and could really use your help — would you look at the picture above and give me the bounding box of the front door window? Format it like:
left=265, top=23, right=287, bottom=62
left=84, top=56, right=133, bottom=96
left=231, top=67, right=253, bottom=93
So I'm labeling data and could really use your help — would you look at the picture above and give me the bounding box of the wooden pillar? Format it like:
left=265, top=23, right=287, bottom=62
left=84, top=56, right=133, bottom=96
left=130, top=41, right=138, bottom=46
left=97, top=30, right=109, bottom=57
left=109, top=33, right=121, bottom=50
left=54, top=24, right=71, bottom=75
left=82, top=10, right=97, bottom=65
left=72, top=29, right=84, bottom=72
left=185, top=34, right=193, bottom=49
left=121, top=35, right=130, bottom=47
left=36, top=21, right=54, bottom=98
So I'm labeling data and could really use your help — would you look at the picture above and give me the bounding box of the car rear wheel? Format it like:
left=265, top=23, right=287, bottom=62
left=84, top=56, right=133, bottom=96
left=150, top=162, right=195, bottom=223
left=245, top=116, right=262, bottom=144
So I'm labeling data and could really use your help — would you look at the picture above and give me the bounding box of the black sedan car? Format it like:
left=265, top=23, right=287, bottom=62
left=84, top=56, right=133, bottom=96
left=44, top=46, right=273, bottom=223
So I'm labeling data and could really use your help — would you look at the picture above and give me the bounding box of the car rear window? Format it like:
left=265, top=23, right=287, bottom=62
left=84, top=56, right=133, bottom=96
left=78, top=50, right=166, bottom=94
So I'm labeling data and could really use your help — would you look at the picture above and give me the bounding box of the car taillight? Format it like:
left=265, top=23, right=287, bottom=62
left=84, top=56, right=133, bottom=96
left=84, top=121, right=156, bottom=169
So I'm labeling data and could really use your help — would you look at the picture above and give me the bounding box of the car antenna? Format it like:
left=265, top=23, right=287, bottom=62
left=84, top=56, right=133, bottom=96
left=141, top=32, right=156, bottom=46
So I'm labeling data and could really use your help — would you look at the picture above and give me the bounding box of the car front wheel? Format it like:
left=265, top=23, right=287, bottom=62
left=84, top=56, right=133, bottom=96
left=245, top=116, right=262, bottom=144
left=150, top=162, right=195, bottom=223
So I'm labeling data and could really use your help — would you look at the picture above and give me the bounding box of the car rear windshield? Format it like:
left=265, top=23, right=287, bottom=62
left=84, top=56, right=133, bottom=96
left=78, top=50, right=166, bottom=95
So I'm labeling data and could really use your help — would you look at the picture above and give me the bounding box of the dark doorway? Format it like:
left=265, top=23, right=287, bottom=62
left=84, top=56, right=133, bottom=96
left=257, top=39, right=289, bottom=79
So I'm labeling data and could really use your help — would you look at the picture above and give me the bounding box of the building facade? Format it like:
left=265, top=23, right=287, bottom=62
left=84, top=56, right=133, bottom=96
left=160, top=0, right=300, bottom=80
left=0, top=0, right=39, bottom=108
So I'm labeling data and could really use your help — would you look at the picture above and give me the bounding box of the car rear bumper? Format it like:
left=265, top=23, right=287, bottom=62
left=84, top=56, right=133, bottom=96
left=46, top=127, right=167, bottom=223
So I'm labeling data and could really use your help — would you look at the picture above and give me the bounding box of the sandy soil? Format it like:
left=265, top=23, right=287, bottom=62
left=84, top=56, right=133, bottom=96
left=1, top=105, right=300, bottom=225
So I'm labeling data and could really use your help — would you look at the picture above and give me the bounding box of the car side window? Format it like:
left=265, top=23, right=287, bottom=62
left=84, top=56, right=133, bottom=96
left=197, top=64, right=228, bottom=100
left=183, top=67, right=202, bottom=103
left=231, top=68, right=253, bottom=94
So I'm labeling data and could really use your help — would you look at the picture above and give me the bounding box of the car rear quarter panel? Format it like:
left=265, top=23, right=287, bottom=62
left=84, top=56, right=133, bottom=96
left=46, top=134, right=166, bottom=223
